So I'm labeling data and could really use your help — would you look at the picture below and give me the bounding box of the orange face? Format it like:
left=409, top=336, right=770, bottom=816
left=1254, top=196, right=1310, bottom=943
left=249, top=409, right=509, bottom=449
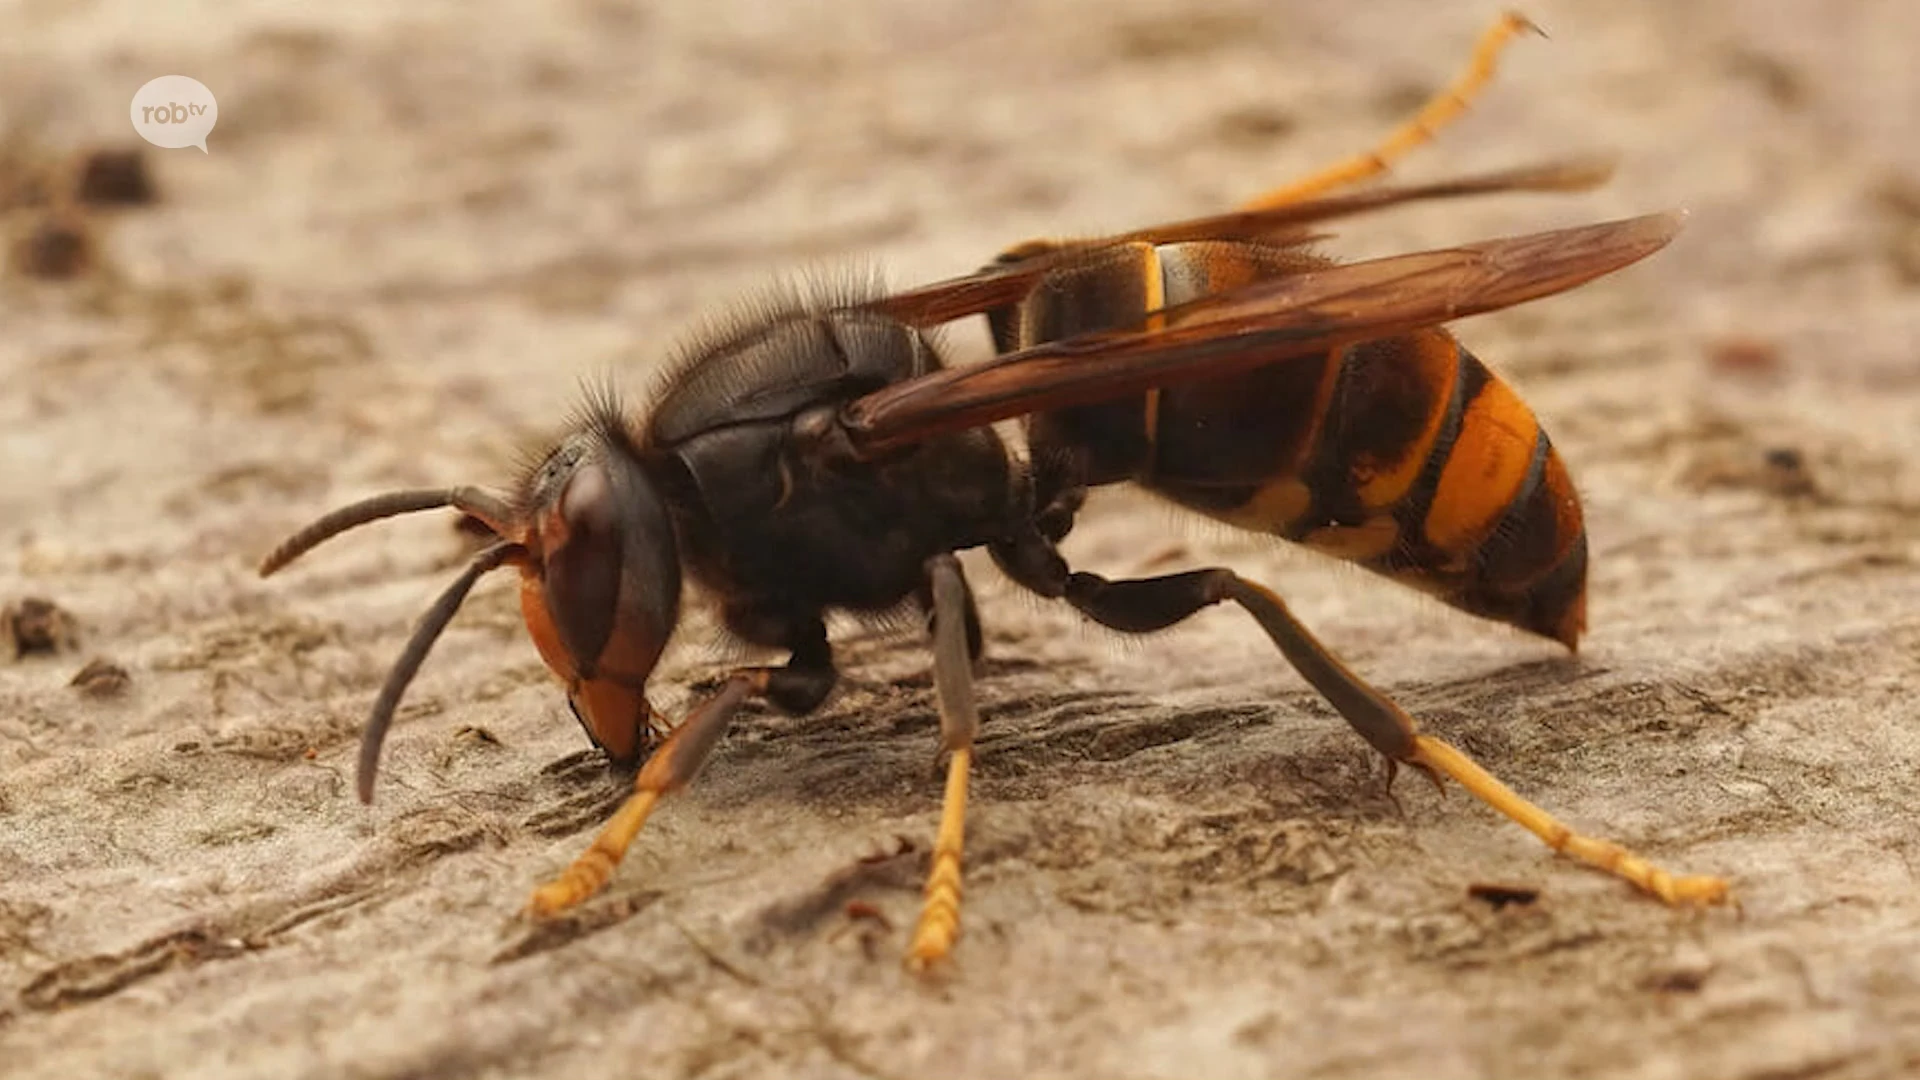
left=513, top=425, right=683, bottom=766
left=259, top=398, right=682, bottom=800
left=519, top=574, right=652, bottom=762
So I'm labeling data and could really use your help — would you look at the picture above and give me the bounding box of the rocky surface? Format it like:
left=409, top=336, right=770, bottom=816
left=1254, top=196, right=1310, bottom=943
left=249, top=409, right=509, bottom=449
left=3, top=2, right=1917, bottom=1077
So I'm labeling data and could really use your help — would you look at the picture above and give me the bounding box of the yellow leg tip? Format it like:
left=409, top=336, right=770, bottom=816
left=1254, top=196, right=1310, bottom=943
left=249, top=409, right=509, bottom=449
left=1655, top=874, right=1733, bottom=908
left=1410, top=737, right=1731, bottom=911
left=905, top=914, right=959, bottom=972
left=524, top=821, right=642, bottom=918
left=524, top=866, right=605, bottom=919
left=904, top=746, right=973, bottom=971
left=905, top=868, right=964, bottom=971
left=1500, top=10, right=1545, bottom=38
left=904, top=945, right=947, bottom=973
left=522, top=788, right=660, bottom=919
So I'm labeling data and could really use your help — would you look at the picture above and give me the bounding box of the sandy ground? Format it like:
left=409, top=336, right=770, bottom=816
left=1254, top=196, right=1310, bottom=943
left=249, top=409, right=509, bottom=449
left=3, top=1, right=1919, bottom=1077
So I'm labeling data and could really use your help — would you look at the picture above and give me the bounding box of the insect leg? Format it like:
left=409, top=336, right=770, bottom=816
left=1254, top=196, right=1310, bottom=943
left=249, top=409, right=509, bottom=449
left=722, top=606, right=840, bottom=715
left=906, top=553, right=983, bottom=971
left=1061, top=567, right=1731, bottom=907
left=1240, top=11, right=1543, bottom=210
left=525, top=672, right=760, bottom=917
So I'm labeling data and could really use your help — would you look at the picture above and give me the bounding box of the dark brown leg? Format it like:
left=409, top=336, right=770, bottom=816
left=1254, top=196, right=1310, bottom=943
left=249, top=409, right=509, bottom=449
left=1062, top=567, right=1730, bottom=906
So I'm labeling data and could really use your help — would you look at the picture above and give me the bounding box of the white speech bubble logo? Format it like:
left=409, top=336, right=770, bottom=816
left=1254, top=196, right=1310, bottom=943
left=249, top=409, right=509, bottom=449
left=130, top=76, right=218, bottom=153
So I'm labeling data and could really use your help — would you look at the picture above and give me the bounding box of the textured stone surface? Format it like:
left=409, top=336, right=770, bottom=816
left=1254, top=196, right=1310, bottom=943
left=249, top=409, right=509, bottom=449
left=3, top=2, right=1918, bottom=1077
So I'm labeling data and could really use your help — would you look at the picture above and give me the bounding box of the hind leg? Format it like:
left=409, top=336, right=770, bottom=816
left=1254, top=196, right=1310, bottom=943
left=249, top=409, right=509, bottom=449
left=982, top=13, right=1542, bottom=271
left=993, top=522, right=1730, bottom=906
left=1063, top=566, right=1729, bottom=905
left=1240, top=11, right=1542, bottom=210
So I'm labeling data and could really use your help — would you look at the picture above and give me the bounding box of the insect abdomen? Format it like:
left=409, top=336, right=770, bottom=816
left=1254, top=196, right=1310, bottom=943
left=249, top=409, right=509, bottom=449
left=1147, top=332, right=1587, bottom=647
left=1003, top=238, right=1587, bottom=648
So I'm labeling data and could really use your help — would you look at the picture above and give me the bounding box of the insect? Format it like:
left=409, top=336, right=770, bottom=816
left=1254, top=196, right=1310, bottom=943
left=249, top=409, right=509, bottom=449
left=258, top=14, right=1730, bottom=969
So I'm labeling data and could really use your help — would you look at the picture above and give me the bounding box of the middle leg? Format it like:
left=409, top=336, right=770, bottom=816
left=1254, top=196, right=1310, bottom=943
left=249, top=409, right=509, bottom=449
left=905, top=553, right=984, bottom=971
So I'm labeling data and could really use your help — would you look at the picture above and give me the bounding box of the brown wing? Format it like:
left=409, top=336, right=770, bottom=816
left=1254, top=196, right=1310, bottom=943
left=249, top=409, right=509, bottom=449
left=860, top=158, right=1617, bottom=330
left=842, top=212, right=1682, bottom=456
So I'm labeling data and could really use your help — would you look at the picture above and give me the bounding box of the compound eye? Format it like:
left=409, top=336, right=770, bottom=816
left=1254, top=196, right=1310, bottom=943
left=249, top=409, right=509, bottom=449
left=540, top=460, right=623, bottom=678
left=520, top=576, right=652, bottom=767
left=520, top=422, right=681, bottom=766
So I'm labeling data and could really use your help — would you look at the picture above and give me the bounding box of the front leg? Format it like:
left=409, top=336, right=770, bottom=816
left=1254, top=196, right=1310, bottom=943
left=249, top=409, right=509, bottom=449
left=526, top=614, right=841, bottom=917
left=526, top=672, right=758, bottom=916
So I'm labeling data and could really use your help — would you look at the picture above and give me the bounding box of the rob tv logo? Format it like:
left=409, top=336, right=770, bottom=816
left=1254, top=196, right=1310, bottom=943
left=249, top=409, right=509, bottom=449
left=130, top=75, right=218, bottom=153
left=141, top=101, right=208, bottom=125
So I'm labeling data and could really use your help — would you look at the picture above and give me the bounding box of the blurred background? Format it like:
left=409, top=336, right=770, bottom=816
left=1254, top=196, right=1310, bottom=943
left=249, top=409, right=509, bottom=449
left=3, top=2, right=1917, bottom=1078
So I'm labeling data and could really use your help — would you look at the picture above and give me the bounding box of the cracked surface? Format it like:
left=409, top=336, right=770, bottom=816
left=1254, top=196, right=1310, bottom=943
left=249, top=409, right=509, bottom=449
left=4, top=1, right=1920, bottom=1078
